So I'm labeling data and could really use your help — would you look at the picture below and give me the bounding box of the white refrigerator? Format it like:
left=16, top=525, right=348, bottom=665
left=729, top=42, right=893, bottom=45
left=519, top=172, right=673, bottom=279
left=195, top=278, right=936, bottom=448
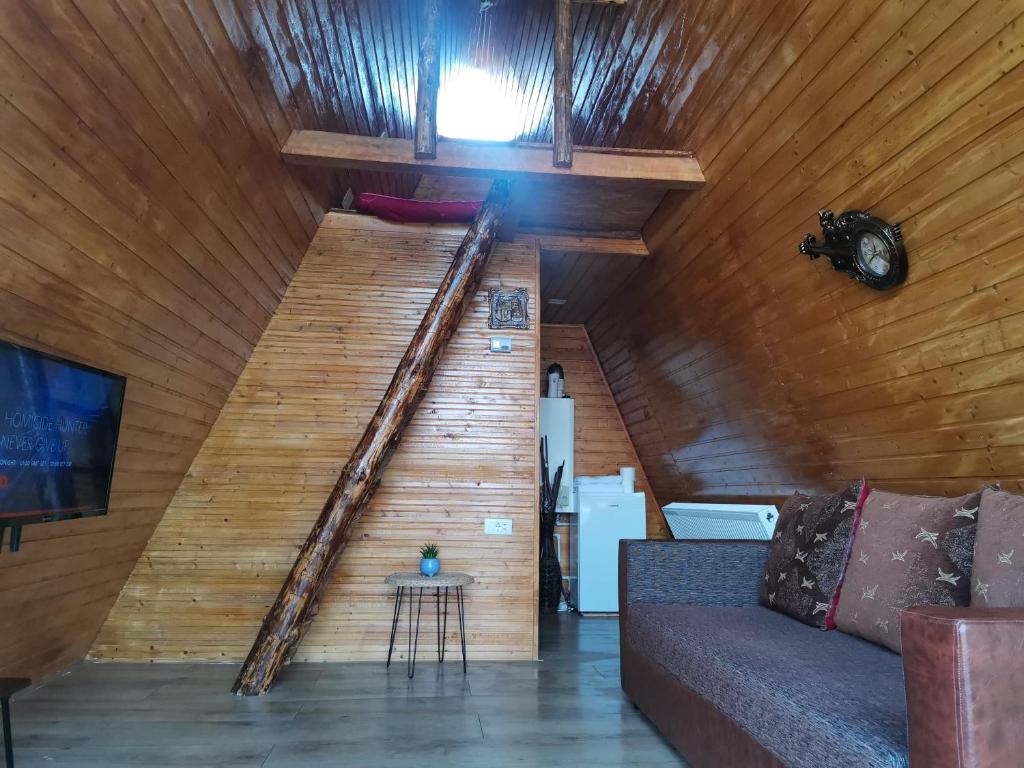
left=570, top=482, right=646, bottom=613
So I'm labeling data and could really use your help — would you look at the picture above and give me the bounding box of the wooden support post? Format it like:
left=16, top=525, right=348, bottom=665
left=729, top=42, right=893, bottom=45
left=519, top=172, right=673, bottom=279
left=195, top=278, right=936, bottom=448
left=414, top=0, right=442, bottom=159
left=232, top=180, right=512, bottom=696
left=552, top=0, right=573, bottom=169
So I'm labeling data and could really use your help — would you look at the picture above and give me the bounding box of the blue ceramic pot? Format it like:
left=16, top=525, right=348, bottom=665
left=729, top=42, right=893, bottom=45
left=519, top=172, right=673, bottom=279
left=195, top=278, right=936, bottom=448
left=420, top=557, right=440, bottom=577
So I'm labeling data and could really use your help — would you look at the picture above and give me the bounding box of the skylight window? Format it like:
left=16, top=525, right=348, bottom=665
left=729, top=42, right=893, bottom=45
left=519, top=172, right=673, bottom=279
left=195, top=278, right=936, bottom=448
left=437, top=66, right=533, bottom=142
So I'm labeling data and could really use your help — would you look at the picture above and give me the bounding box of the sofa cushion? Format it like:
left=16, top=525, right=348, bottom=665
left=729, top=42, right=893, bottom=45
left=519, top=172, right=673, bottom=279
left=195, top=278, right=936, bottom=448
left=759, top=480, right=868, bottom=629
left=835, top=488, right=982, bottom=652
left=972, top=487, right=1024, bottom=607
left=626, top=604, right=908, bottom=768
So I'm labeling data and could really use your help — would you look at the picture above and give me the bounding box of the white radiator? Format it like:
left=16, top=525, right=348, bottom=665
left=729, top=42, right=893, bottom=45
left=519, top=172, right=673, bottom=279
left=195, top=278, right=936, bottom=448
left=661, top=502, right=778, bottom=541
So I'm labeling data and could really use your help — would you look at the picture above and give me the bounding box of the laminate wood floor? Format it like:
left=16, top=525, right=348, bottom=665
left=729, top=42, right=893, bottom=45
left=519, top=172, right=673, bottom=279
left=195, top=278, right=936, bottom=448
left=10, top=615, right=687, bottom=767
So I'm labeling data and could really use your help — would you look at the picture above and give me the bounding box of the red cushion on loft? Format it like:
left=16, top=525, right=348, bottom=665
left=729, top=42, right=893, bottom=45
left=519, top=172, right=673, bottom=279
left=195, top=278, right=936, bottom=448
left=354, top=193, right=482, bottom=224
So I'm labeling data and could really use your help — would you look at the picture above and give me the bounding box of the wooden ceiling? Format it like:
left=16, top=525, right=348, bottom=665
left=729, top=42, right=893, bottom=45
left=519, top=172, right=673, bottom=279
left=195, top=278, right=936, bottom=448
left=232, top=0, right=703, bottom=320
left=539, top=232, right=647, bottom=323
left=236, top=0, right=700, bottom=207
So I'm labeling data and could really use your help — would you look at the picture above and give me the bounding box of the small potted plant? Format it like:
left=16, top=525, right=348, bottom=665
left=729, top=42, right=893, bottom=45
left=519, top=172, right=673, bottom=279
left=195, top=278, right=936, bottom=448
left=419, top=542, right=440, bottom=577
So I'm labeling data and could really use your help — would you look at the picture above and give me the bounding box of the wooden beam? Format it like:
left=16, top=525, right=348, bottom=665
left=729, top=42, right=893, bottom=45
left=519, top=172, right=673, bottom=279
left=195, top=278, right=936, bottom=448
left=414, top=0, right=442, bottom=159
left=283, top=131, right=705, bottom=189
left=232, top=180, right=513, bottom=696
left=525, top=228, right=649, bottom=258
left=553, top=0, right=573, bottom=168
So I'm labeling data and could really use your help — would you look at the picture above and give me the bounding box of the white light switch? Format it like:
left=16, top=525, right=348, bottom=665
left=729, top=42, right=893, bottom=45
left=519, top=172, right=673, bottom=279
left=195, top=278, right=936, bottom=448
left=484, top=518, right=513, bottom=535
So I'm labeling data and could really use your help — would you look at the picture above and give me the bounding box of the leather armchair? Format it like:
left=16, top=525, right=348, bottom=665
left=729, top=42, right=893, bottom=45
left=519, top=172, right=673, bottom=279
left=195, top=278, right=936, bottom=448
left=901, top=606, right=1024, bottom=768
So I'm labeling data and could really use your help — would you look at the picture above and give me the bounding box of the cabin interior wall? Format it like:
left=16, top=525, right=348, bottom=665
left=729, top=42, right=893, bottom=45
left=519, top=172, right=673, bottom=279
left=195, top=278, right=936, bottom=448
left=92, top=214, right=541, bottom=663
left=5, top=0, right=1022, bottom=681
left=587, top=2, right=1024, bottom=506
left=0, top=1, right=330, bottom=680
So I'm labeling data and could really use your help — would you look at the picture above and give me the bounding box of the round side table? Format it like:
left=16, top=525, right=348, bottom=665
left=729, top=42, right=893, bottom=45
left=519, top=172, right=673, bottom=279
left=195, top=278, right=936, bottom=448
left=385, top=572, right=473, bottom=679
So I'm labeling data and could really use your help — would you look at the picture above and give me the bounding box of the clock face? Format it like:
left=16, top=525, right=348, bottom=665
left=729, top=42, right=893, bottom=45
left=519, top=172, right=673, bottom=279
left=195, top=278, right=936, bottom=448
left=855, top=231, right=891, bottom=277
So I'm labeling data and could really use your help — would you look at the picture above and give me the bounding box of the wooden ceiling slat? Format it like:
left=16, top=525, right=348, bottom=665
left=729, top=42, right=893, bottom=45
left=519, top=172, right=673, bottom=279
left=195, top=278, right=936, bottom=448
left=318, top=0, right=364, bottom=134
left=622, top=0, right=720, bottom=149
left=518, top=4, right=556, bottom=142
left=24, top=0, right=283, bottom=311
left=398, top=0, right=420, bottom=141
left=284, top=0, right=375, bottom=197
left=595, top=0, right=683, bottom=149
left=340, top=1, right=382, bottom=135
left=578, top=0, right=651, bottom=147
left=124, top=1, right=313, bottom=256
left=569, top=5, right=605, bottom=141
left=281, top=1, right=335, bottom=128
left=584, top=0, right=648, bottom=145
left=235, top=0, right=713, bottom=206
left=247, top=1, right=344, bottom=208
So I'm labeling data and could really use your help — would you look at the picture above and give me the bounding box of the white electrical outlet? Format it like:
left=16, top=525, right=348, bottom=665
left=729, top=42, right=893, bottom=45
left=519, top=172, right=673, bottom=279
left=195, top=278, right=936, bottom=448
left=484, top=518, right=513, bottom=535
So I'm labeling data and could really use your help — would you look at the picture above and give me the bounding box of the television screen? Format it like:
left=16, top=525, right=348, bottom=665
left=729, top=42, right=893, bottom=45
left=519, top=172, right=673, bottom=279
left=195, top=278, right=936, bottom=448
left=0, top=340, right=126, bottom=527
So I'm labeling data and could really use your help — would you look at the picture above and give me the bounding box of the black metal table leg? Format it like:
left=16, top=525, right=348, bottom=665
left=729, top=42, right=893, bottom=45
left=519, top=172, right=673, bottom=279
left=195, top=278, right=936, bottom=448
left=2, top=696, right=13, bottom=768
left=408, top=587, right=423, bottom=679
left=456, top=585, right=467, bottom=674
left=386, top=587, right=404, bottom=668
left=437, top=587, right=449, bottom=662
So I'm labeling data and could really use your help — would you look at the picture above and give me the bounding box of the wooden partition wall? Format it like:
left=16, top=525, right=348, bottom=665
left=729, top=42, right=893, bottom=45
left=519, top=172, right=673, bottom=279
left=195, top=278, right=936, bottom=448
left=540, top=325, right=668, bottom=539
left=0, top=0, right=327, bottom=680
left=587, top=2, right=1024, bottom=504
left=93, top=214, right=540, bottom=663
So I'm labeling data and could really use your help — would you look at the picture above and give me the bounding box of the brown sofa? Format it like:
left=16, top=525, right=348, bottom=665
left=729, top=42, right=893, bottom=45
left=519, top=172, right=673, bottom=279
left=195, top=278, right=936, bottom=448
left=619, top=539, right=1024, bottom=768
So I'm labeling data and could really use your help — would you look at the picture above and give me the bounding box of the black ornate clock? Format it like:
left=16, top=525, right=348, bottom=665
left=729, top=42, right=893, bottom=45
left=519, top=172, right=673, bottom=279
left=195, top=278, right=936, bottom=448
left=799, top=209, right=907, bottom=290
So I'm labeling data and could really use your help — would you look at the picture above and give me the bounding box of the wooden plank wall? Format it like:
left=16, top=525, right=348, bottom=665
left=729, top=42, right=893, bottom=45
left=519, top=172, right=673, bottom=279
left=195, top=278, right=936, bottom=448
left=587, top=1, right=1024, bottom=504
left=92, top=214, right=540, bottom=663
left=540, top=325, right=667, bottom=538
left=0, top=0, right=328, bottom=680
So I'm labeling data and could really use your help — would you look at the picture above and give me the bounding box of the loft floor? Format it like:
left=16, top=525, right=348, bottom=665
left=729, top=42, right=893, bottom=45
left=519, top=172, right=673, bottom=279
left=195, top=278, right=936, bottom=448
left=11, top=616, right=685, bottom=767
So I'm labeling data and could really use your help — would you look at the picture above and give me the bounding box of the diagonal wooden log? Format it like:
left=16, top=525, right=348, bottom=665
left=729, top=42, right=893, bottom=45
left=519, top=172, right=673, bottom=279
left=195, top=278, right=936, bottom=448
left=414, top=0, right=442, bottom=159
left=233, top=180, right=512, bottom=695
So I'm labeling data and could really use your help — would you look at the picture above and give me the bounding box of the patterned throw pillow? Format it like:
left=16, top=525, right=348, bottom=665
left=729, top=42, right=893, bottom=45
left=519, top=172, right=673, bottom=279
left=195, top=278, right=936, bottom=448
left=971, top=488, right=1024, bottom=607
left=834, top=488, right=983, bottom=653
left=759, top=480, right=869, bottom=629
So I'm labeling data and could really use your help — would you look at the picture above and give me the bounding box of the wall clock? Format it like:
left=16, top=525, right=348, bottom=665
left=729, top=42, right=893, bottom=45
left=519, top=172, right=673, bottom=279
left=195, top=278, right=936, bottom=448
left=799, top=209, right=907, bottom=290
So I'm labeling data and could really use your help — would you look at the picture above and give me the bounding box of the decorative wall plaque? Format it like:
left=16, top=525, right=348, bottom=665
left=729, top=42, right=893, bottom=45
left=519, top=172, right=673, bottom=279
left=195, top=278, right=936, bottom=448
left=488, top=288, right=530, bottom=330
